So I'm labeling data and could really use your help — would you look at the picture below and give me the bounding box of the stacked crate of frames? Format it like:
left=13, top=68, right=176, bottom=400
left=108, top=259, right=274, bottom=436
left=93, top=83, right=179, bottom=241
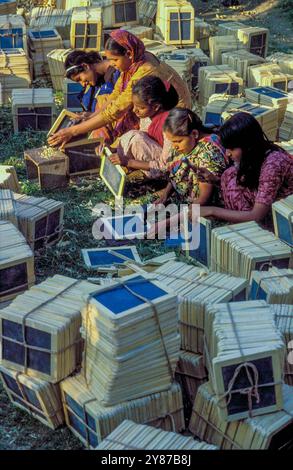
left=0, top=220, right=35, bottom=302
left=156, top=0, right=195, bottom=46
left=29, top=7, right=72, bottom=40
left=28, top=27, right=63, bottom=79
left=272, top=194, right=293, bottom=248
left=208, top=35, right=242, bottom=66
left=202, top=94, right=246, bottom=127
left=245, top=86, right=289, bottom=127
left=218, top=22, right=269, bottom=58
left=267, top=52, right=293, bottom=75
left=0, top=48, right=31, bottom=105
left=272, top=304, right=293, bottom=386
left=249, top=267, right=293, bottom=304
left=123, top=24, right=153, bottom=40
left=198, top=65, right=243, bottom=106
left=0, top=188, right=17, bottom=226
left=0, top=165, right=20, bottom=192
left=194, top=18, right=213, bottom=53
left=279, top=104, right=293, bottom=142
left=70, top=7, right=102, bottom=51
left=12, top=88, right=56, bottom=132
left=222, top=49, right=265, bottom=86
left=248, top=63, right=293, bottom=91
left=47, top=48, right=73, bottom=91
left=137, top=0, right=157, bottom=27
left=0, top=14, right=27, bottom=51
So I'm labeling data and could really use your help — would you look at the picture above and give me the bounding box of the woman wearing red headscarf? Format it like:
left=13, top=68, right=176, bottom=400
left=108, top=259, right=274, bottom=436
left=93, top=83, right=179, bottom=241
left=48, top=30, right=191, bottom=148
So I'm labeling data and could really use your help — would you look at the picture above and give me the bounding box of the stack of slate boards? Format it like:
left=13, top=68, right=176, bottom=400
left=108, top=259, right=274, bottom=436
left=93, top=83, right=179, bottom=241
left=267, top=52, right=293, bottom=75
left=279, top=104, right=293, bottom=141
left=153, top=261, right=247, bottom=354
left=201, top=94, right=245, bottom=127
left=198, top=65, right=243, bottom=106
left=24, top=146, right=69, bottom=190
left=272, top=194, right=293, bottom=247
left=142, top=38, right=178, bottom=56
left=81, top=245, right=141, bottom=271
left=81, top=273, right=180, bottom=405
left=0, top=220, right=35, bottom=302
left=60, top=373, right=185, bottom=448
left=0, top=364, right=64, bottom=429
left=221, top=102, right=279, bottom=141
left=0, top=14, right=27, bottom=51
left=137, top=0, right=157, bottom=27
left=249, top=267, right=293, bottom=304
left=175, top=351, right=208, bottom=426
left=189, top=382, right=293, bottom=449
left=272, top=304, right=293, bottom=386
left=123, top=24, right=153, bottom=40
left=180, top=48, right=210, bottom=90
left=11, top=88, right=56, bottom=132
left=0, top=48, right=31, bottom=105
left=194, top=18, right=213, bottom=53
left=208, top=35, right=241, bottom=65
left=222, top=49, right=265, bottom=85
left=211, top=222, right=292, bottom=279
left=204, top=300, right=285, bottom=421
left=0, top=0, right=16, bottom=15
left=248, top=63, right=293, bottom=91
left=29, top=8, right=72, bottom=40
left=0, top=165, right=20, bottom=192
left=63, top=79, right=83, bottom=112
left=158, top=51, right=192, bottom=87
left=13, top=192, right=64, bottom=251
left=28, top=28, right=63, bottom=79
left=96, top=419, right=218, bottom=450
left=0, top=275, right=94, bottom=382
left=245, top=86, right=289, bottom=127
left=70, top=7, right=102, bottom=51
left=218, top=22, right=269, bottom=58
left=47, top=49, right=73, bottom=91
left=279, top=139, right=293, bottom=154
left=0, top=188, right=17, bottom=226
left=155, top=0, right=195, bottom=46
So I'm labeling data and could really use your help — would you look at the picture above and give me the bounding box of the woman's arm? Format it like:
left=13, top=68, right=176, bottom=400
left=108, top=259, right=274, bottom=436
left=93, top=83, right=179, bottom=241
left=200, top=202, right=270, bottom=223
left=190, top=182, right=213, bottom=205
left=155, top=182, right=174, bottom=205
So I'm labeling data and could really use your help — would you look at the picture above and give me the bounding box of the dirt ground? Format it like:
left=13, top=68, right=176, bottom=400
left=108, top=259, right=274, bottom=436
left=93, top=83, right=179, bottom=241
left=0, top=0, right=292, bottom=451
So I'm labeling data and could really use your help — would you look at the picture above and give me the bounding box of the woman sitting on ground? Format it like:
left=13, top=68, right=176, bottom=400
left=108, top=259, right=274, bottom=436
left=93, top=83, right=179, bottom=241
left=109, top=75, right=178, bottom=178
left=199, top=112, right=293, bottom=225
left=64, top=50, right=120, bottom=113
left=48, top=30, right=191, bottom=148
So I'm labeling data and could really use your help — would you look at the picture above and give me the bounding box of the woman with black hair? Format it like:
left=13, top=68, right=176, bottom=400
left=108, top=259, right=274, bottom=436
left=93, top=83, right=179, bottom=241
left=109, top=75, right=179, bottom=177
left=64, top=50, right=120, bottom=113
left=199, top=112, right=293, bottom=224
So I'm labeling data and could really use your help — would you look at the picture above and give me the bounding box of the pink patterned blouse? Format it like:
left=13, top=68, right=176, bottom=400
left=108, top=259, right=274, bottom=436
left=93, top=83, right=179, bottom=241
left=221, top=150, right=293, bottom=211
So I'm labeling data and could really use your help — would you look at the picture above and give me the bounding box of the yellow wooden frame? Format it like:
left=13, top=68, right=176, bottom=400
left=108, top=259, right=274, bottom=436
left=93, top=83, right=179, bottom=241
left=112, top=0, right=139, bottom=27
left=47, top=108, right=79, bottom=137
left=100, top=147, right=126, bottom=198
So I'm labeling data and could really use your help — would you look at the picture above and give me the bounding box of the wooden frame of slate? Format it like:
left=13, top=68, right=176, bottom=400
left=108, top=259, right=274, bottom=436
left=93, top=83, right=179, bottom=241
left=0, top=365, right=64, bottom=430
left=183, top=215, right=212, bottom=268
left=100, top=213, right=150, bottom=240
left=113, top=0, right=139, bottom=27
left=156, top=0, right=195, bottom=46
left=24, top=147, right=69, bottom=190
left=82, top=245, right=141, bottom=269
left=12, top=88, right=56, bottom=132
left=63, top=136, right=102, bottom=176
left=272, top=195, right=293, bottom=248
left=47, top=108, right=80, bottom=138
left=100, top=147, right=126, bottom=198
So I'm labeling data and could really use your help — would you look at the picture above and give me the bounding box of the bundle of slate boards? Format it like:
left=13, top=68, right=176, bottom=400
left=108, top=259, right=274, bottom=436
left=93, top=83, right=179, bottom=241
left=29, top=8, right=72, bottom=40
left=211, top=222, right=292, bottom=279
left=0, top=13, right=27, bottom=51
left=155, top=0, right=195, bottom=46
left=81, top=245, right=141, bottom=273
left=204, top=300, right=285, bottom=421
left=250, top=267, right=293, bottom=304
left=96, top=419, right=217, bottom=450
left=0, top=0, right=16, bottom=15
left=279, top=104, right=293, bottom=141
left=60, top=373, right=185, bottom=448
left=47, top=49, right=73, bottom=91
left=142, top=38, right=178, bottom=56
left=272, top=194, right=293, bottom=247
left=208, top=35, right=241, bottom=65
left=0, top=188, right=17, bottom=226
left=272, top=304, right=293, bottom=386
left=0, top=165, right=20, bottom=192
left=123, top=24, right=153, bottom=40
left=11, top=88, right=56, bottom=132
left=0, top=275, right=94, bottom=382
left=70, top=7, right=102, bottom=50
left=221, top=101, right=278, bottom=142
left=0, top=220, right=35, bottom=302
left=279, top=139, right=293, bottom=154
left=267, top=52, right=293, bottom=75
left=201, top=94, right=245, bottom=127
left=198, top=65, right=243, bottom=106
left=137, top=0, right=157, bottom=27
left=81, top=273, right=180, bottom=406
left=158, top=51, right=192, bottom=86
left=245, top=86, right=289, bottom=127
left=0, top=364, right=64, bottom=429
left=222, top=49, right=265, bottom=85
left=13, top=192, right=64, bottom=251
left=218, top=22, right=269, bottom=58
left=153, top=260, right=248, bottom=354
left=0, top=48, right=31, bottom=105
left=194, top=18, right=213, bottom=53
left=28, top=27, right=63, bottom=79
left=248, top=63, right=293, bottom=90
left=175, top=351, right=207, bottom=425
left=189, top=382, right=293, bottom=449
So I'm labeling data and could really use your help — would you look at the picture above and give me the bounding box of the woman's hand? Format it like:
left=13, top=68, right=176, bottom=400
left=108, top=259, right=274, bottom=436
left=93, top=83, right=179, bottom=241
left=199, top=206, right=215, bottom=218
left=109, top=153, right=128, bottom=167
left=48, top=127, right=75, bottom=147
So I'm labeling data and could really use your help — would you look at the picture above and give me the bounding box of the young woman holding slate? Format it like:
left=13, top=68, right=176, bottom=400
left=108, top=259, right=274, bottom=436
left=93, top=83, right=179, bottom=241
left=64, top=50, right=120, bottom=113
left=48, top=30, right=191, bottom=147
left=108, top=75, right=179, bottom=178
left=198, top=113, right=293, bottom=226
